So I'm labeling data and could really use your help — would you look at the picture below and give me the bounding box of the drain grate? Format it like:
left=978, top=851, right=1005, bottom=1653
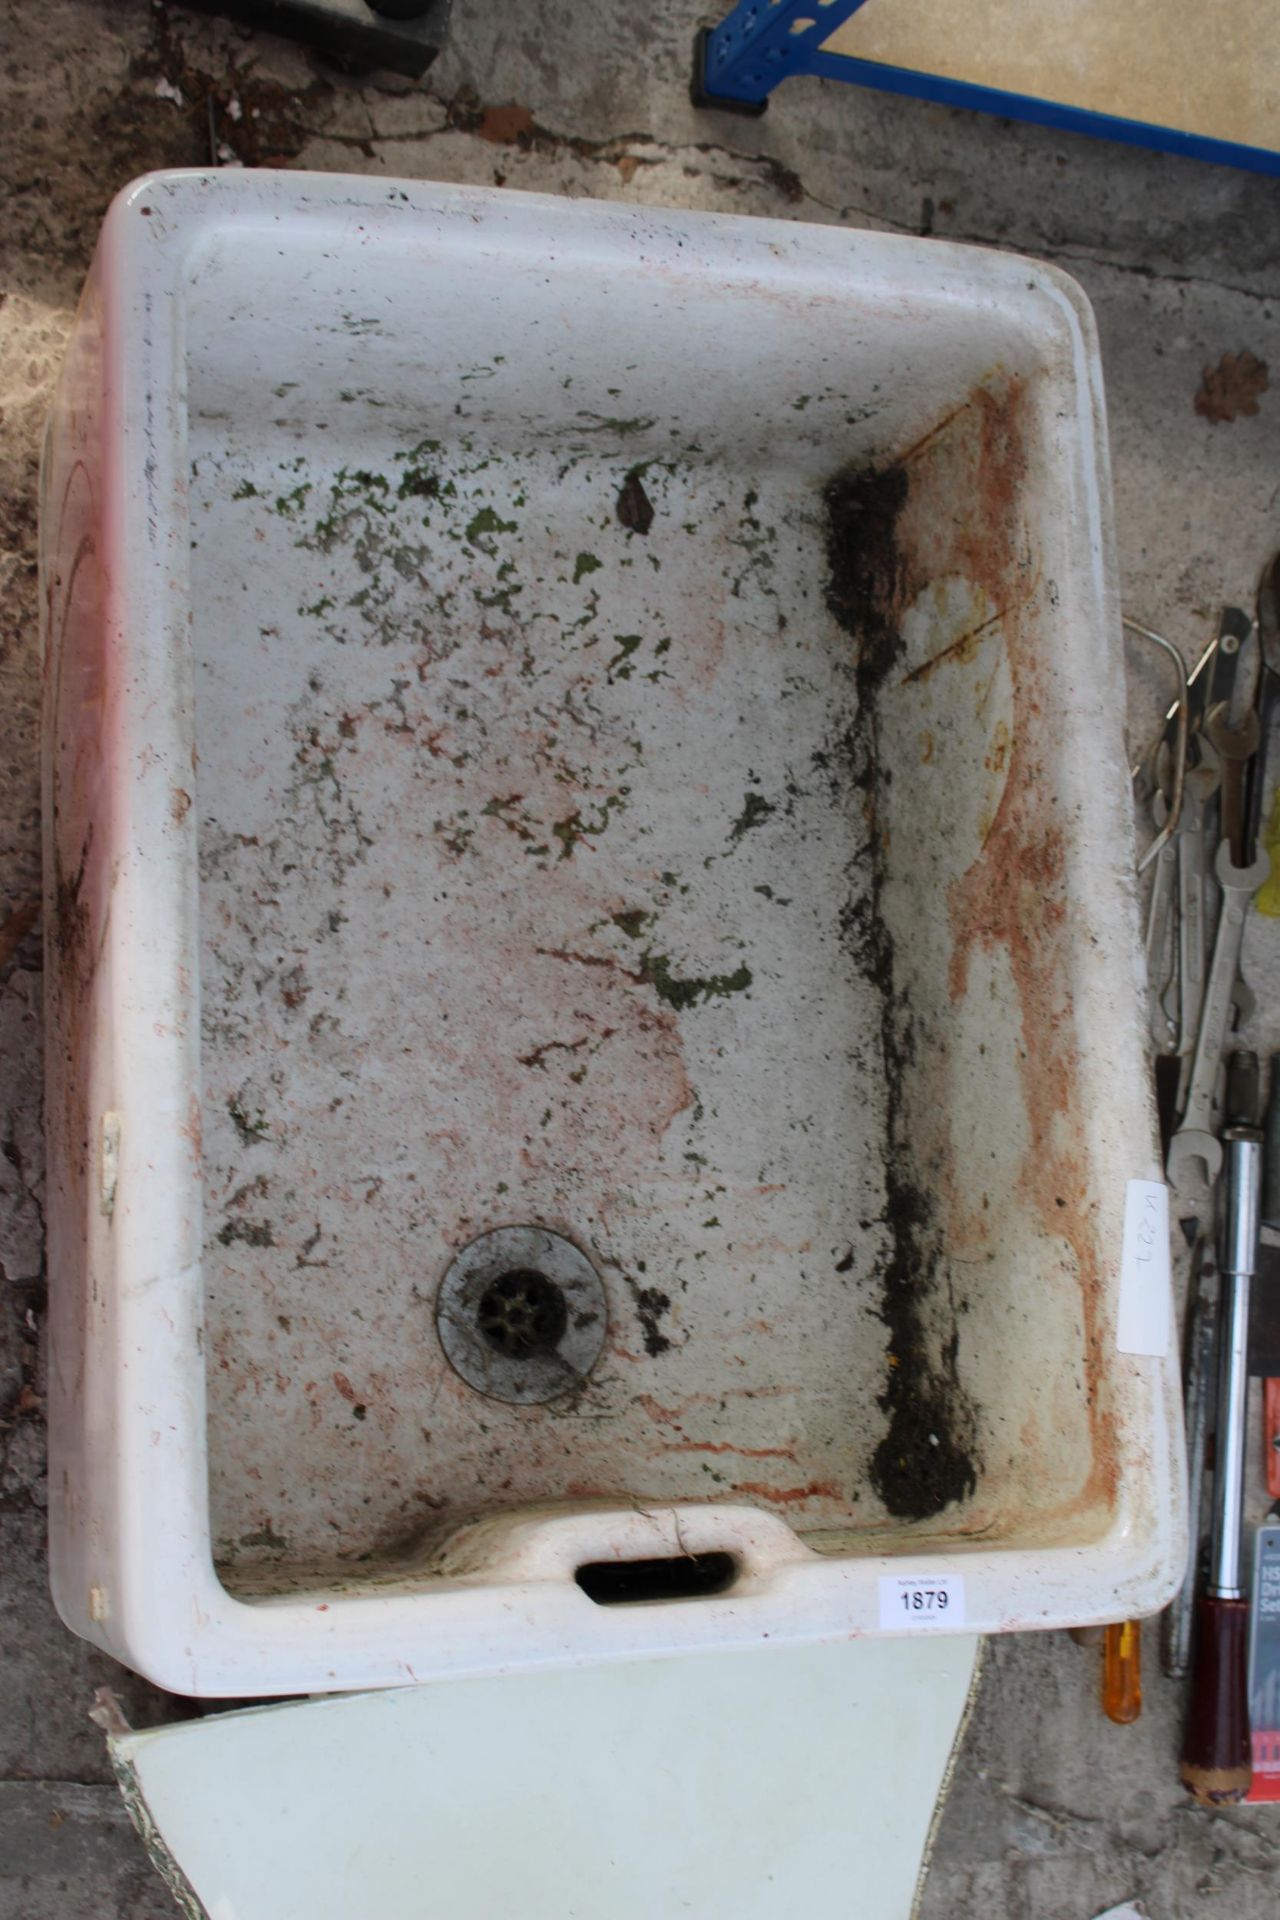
left=436, top=1226, right=608, bottom=1405
left=477, top=1269, right=569, bottom=1359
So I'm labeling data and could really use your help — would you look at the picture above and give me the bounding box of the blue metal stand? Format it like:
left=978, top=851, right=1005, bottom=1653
left=693, top=1, right=870, bottom=112
left=691, top=0, right=1280, bottom=176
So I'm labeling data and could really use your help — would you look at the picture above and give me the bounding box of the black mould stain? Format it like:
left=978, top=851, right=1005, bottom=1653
left=53, top=827, right=92, bottom=987
left=624, top=1276, right=673, bottom=1356
left=227, top=1093, right=269, bottom=1146
left=868, top=1176, right=978, bottom=1523
left=397, top=465, right=439, bottom=502
left=824, top=458, right=980, bottom=1523
left=824, top=464, right=909, bottom=693
left=217, top=1218, right=276, bottom=1250
left=238, top=1521, right=289, bottom=1552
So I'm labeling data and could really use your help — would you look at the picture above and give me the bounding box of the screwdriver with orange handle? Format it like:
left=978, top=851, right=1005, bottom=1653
left=1103, top=1619, right=1142, bottom=1724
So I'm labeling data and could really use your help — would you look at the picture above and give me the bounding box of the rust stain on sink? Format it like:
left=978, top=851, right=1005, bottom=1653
left=823, top=370, right=1117, bottom=1533
left=934, top=383, right=1119, bottom=1521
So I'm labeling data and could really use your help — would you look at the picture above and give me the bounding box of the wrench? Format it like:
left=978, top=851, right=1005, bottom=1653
left=1245, top=556, right=1280, bottom=859
left=1174, top=735, right=1222, bottom=1094
left=1206, top=607, right=1251, bottom=722
left=1206, top=700, right=1260, bottom=869
left=1145, top=793, right=1178, bottom=1049
left=1167, top=838, right=1270, bottom=1187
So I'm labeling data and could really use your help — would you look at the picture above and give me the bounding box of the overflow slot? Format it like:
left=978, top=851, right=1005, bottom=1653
left=574, top=1551, right=738, bottom=1606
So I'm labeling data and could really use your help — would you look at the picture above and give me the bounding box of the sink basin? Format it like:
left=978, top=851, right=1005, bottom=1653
left=41, top=170, right=1183, bottom=1695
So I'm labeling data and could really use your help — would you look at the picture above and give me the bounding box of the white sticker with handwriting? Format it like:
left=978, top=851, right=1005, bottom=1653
left=1117, top=1178, right=1171, bottom=1357
left=878, top=1573, right=966, bottom=1630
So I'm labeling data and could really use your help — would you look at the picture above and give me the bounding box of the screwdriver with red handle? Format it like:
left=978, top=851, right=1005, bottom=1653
left=1260, top=1050, right=1280, bottom=1501
left=1180, top=1056, right=1261, bottom=1805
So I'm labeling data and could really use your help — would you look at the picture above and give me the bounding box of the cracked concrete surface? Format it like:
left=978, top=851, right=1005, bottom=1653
left=2, top=0, right=1279, bottom=1912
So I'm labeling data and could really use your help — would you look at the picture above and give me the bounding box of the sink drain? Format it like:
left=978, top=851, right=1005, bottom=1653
left=436, top=1226, right=608, bottom=1404
left=477, top=1269, right=569, bottom=1359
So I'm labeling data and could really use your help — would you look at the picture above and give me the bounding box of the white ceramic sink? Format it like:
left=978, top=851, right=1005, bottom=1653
left=41, top=171, right=1183, bottom=1695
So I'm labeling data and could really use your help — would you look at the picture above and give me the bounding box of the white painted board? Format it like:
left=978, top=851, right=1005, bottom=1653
left=113, top=1636, right=980, bottom=1920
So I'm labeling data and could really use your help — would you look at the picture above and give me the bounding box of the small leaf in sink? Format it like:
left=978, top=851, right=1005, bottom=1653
left=616, top=468, right=654, bottom=535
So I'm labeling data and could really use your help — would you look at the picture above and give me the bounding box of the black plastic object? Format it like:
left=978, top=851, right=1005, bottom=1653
left=1262, top=1051, right=1280, bottom=1227
left=1249, top=1239, right=1280, bottom=1374
left=182, top=0, right=450, bottom=78
left=1154, top=1053, right=1181, bottom=1164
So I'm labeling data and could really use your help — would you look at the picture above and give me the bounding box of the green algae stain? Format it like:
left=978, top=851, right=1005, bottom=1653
left=640, top=952, right=753, bottom=1011
left=466, top=506, right=518, bottom=542
left=728, top=791, right=775, bottom=844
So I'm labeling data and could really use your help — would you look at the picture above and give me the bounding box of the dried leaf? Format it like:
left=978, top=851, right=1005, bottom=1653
left=476, top=104, right=535, bottom=145
left=1194, top=351, right=1269, bottom=424
left=617, top=469, right=654, bottom=535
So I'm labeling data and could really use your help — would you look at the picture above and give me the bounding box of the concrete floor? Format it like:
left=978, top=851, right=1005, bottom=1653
left=2, top=1, right=1279, bottom=1913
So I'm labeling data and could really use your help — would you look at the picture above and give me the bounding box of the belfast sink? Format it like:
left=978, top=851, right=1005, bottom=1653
left=40, top=170, right=1183, bottom=1695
